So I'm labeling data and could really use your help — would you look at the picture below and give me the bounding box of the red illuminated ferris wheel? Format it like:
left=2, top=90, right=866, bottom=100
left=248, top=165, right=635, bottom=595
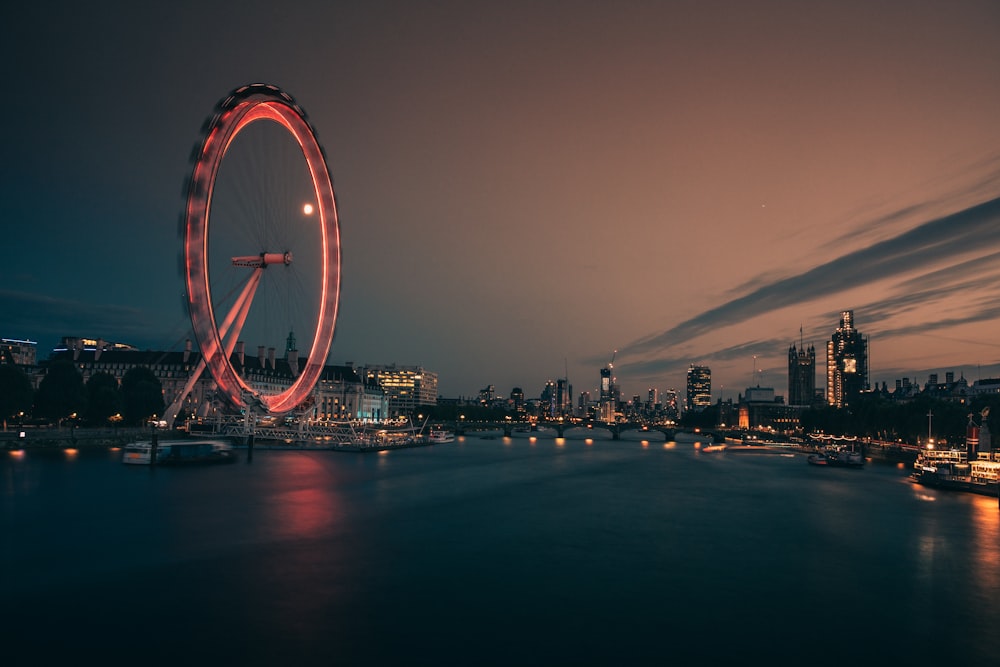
left=183, top=84, right=341, bottom=414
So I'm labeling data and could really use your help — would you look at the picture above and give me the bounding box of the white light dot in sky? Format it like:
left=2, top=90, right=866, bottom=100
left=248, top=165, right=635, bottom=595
left=303, top=203, right=314, bottom=215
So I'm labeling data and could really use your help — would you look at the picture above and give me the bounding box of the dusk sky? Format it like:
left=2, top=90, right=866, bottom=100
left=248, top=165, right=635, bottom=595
left=5, top=1, right=1000, bottom=402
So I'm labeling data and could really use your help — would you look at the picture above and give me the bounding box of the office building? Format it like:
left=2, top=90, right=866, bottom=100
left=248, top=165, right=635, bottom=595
left=686, top=364, right=711, bottom=412
left=1, top=338, right=38, bottom=366
left=45, top=336, right=388, bottom=424
left=364, top=364, right=439, bottom=416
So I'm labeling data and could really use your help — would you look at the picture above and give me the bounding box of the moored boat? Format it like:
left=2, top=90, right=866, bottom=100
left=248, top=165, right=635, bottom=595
left=911, top=452, right=1000, bottom=496
left=824, top=445, right=864, bottom=468
left=910, top=412, right=1000, bottom=496
left=807, top=452, right=828, bottom=466
left=805, top=444, right=863, bottom=467
left=122, top=439, right=236, bottom=465
left=427, top=429, right=455, bottom=443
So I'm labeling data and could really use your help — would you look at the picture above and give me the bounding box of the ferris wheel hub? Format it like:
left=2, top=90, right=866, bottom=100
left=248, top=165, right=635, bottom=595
left=231, top=251, right=293, bottom=268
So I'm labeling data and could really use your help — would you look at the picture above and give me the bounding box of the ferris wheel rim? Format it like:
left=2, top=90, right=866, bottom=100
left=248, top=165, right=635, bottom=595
left=183, top=84, right=341, bottom=414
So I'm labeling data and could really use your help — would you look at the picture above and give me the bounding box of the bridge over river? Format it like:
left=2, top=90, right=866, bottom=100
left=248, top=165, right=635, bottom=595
left=453, top=420, right=725, bottom=442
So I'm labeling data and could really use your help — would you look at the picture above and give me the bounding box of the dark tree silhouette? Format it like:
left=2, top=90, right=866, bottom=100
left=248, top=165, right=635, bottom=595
left=0, top=364, right=34, bottom=427
left=34, top=360, right=86, bottom=423
left=801, top=394, right=973, bottom=446
left=84, top=371, right=122, bottom=426
left=121, top=367, right=165, bottom=426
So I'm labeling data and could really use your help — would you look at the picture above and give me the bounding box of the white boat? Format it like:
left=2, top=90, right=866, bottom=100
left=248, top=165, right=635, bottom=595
left=807, top=452, right=828, bottom=466
left=122, top=439, right=236, bottom=465
left=811, top=444, right=864, bottom=468
left=427, top=429, right=455, bottom=443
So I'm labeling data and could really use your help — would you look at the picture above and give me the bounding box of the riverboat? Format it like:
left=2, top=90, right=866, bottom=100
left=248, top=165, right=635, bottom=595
left=347, top=425, right=428, bottom=451
left=427, top=429, right=455, bottom=444
left=911, top=448, right=1000, bottom=496
left=122, top=439, right=236, bottom=465
left=823, top=445, right=864, bottom=468
left=807, top=452, right=828, bottom=466
left=910, top=414, right=1000, bottom=496
left=806, top=447, right=863, bottom=467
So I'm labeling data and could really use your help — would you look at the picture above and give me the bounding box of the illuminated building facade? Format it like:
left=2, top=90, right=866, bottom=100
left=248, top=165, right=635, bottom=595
left=539, top=379, right=572, bottom=417
left=662, top=389, right=679, bottom=422
left=314, top=364, right=387, bottom=422
left=686, top=364, right=711, bottom=412
left=510, top=387, right=525, bottom=412
left=44, top=338, right=388, bottom=424
left=598, top=361, right=619, bottom=422
left=364, top=364, right=439, bottom=416
left=541, top=380, right=557, bottom=417
left=1, top=337, right=37, bottom=366
left=48, top=339, right=213, bottom=421
left=600, top=365, right=613, bottom=403
left=826, top=310, right=869, bottom=408
left=557, top=378, right=572, bottom=415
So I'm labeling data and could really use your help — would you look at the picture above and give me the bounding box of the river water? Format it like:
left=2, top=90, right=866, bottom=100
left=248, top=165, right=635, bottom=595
left=2, top=436, right=998, bottom=666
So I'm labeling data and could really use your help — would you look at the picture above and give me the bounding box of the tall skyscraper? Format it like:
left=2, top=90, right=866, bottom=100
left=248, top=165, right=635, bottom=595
left=598, top=356, right=619, bottom=422
left=662, top=389, right=680, bottom=422
left=788, top=332, right=816, bottom=407
left=647, top=387, right=659, bottom=411
left=826, top=310, right=869, bottom=408
left=510, top=387, right=525, bottom=412
left=556, top=378, right=571, bottom=415
left=686, top=364, right=711, bottom=412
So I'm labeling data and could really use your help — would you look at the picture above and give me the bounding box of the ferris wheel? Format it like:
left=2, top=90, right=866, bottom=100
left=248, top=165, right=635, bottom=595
left=182, top=83, right=341, bottom=415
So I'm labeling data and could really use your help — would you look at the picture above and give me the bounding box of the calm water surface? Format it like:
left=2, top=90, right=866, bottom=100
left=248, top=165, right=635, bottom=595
left=2, top=437, right=998, bottom=666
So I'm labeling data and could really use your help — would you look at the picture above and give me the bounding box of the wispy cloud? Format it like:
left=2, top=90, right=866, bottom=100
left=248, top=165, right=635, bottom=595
left=0, top=289, right=155, bottom=348
left=621, top=195, right=1000, bottom=365
left=618, top=337, right=791, bottom=380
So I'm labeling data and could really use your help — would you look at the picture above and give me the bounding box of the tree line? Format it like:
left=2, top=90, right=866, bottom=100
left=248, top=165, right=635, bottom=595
left=798, top=392, right=1000, bottom=446
left=0, top=360, right=165, bottom=429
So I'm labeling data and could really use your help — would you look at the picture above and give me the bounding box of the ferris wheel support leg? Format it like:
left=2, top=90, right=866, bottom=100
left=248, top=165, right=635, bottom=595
left=165, top=270, right=264, bottom=430
left=164, top=356, right=207, bottom=430
left=217, top=268, right=263, bottom=357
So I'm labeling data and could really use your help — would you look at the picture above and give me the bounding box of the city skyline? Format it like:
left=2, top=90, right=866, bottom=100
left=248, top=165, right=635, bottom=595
left=4, top=1, right=1000, bottom=400
left=9, top=325, right=997, bottom=411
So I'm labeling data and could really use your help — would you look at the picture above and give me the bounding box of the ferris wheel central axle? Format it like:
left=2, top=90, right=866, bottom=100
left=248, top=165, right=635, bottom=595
left=231, top=251, right=292, bottom=268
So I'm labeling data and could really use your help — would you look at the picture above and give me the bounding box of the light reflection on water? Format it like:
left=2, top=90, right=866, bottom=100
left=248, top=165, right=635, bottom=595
left=2, top=441, right=999, bottom=665
left=972, top=494, right=1000, bottom=578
